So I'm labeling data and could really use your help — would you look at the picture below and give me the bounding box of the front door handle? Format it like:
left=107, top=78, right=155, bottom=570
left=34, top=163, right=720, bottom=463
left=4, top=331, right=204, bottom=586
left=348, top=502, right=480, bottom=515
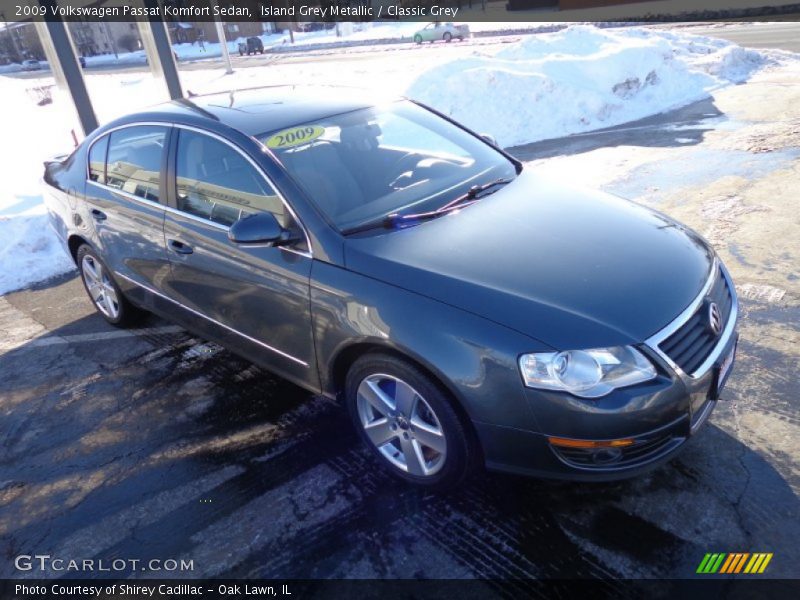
left=168, top=239, right=193, bottom=255
left=90, top=208, right=107, bottom=221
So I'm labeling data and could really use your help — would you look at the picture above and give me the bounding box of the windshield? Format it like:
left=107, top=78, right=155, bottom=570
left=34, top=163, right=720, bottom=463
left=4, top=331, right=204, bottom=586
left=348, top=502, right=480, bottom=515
left=258, top=101, right=517, bottom=232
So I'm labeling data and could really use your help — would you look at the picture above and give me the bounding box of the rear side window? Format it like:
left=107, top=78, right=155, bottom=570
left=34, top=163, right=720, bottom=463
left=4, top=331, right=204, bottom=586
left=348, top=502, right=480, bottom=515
left=175, top=129, right=286, bottom=227
left=106, top=125, right=167, bottom=202
left=87, top=135, right=108, bottom=183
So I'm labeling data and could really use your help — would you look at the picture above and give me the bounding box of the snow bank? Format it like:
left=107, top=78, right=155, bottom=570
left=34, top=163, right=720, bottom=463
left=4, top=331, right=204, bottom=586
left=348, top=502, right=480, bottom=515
left=406, top=26, right=773, bottom=147
left=0, top=82, right=81, bottom=295
left=0, top=205, right=74, bottom=296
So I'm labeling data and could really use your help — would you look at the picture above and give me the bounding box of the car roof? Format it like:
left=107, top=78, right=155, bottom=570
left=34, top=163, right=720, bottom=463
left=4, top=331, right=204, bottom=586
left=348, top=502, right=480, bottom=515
left=126, top=85, right=396, bottom=138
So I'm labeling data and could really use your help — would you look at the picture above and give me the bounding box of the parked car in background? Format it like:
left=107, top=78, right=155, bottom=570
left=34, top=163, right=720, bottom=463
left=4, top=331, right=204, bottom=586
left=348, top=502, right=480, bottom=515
left=413, top=22, right=470, bottom=44
left=42, top=86, right=738, bottom=489
left=238, top=37, right=265, bottom=56
left=297, top=22, right=335, bottom=32
left=21, top=59, right=41, bottom=71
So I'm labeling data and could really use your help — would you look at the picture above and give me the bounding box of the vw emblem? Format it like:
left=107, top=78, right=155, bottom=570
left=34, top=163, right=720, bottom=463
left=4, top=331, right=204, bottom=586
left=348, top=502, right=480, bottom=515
left=707, top=302, right=722, bottom=336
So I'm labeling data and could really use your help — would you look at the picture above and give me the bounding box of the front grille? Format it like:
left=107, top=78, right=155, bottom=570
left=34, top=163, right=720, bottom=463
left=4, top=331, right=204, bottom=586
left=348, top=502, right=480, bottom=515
left=659, top=267, right=733, bottom=375
left=551, top=433, right=684, bottom=470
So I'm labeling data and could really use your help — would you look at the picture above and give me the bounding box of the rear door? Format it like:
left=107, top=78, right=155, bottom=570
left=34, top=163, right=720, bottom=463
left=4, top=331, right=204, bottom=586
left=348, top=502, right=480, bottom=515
left=161, top=127, right=315, bottom=387
left=83, top=124, right=171, bottom=301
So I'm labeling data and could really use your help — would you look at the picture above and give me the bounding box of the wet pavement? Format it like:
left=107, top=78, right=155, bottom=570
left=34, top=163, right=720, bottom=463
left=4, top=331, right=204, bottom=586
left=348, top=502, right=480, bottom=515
left=2, top=66, right=800, bottom=584
left=1, top=277, right=798, bottom=583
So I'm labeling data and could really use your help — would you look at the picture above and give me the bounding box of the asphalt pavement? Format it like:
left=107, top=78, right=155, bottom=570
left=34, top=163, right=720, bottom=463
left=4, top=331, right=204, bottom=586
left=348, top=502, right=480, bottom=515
left=1, top=24, right=799, bottom=586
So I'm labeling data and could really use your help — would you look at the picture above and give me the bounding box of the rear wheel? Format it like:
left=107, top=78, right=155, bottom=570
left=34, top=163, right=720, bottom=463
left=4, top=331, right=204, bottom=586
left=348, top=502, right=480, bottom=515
left=346, top=353, right=474, bottom=489
left=77, top=244, right=142, bottom=327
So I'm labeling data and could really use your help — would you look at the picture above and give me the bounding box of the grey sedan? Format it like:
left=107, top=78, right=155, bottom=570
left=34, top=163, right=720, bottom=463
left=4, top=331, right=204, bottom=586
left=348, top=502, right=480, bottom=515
left=42, top=87, right=738, bottom=488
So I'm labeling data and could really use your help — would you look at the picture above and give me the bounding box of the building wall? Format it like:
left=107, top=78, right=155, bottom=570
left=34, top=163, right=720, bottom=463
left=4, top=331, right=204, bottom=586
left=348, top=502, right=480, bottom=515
left=3, top=22, right=43, bottom=61
left=67, top=22, right=142, bottom=57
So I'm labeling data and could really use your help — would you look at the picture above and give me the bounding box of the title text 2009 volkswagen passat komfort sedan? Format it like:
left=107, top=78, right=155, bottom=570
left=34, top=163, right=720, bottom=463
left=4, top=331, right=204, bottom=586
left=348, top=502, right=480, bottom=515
left=43, top=87, right=738, bottom=488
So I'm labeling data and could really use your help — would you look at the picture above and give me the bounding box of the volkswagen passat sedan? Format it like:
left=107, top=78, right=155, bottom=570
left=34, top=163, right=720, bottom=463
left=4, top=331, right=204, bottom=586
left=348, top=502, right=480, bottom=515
left=43, top=87, right=738, bottom=488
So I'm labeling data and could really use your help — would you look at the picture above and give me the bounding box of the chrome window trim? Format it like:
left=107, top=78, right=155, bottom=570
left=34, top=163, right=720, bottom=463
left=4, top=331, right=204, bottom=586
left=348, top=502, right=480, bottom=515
left=85, top=121, right=171, bottom=184
left=85, top=121, right=313, bottom=258
left=645, top=259, right=739, bottom=379
left=114, top=271, right=309, bottom=368
left=88, top=179, right=165, bottom=212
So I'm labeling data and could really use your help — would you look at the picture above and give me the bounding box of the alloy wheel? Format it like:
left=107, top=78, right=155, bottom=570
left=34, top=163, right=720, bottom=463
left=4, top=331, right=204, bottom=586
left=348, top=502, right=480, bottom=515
left=81, top=255, right=120, bottom=319
left=356, top=373, right=447, bottom=476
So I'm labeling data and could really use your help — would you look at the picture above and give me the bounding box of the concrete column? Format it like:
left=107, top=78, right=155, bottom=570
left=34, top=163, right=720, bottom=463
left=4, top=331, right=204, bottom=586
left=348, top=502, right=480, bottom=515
left=210, top=0, right=233, bottom=75
left=138, top=0, right=183, bottom=100
left=34, top=1, right=98, bottom=136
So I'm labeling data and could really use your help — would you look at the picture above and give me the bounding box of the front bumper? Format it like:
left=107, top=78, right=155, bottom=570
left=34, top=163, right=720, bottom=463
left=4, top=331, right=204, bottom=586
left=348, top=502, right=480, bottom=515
left=475, top=261, right=738, bottom=481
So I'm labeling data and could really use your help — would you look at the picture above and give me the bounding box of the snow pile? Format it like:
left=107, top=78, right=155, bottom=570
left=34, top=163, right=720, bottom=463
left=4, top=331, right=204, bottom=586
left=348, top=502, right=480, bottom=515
left=0, top=82, right=81, bottom=295
left=406, top=26, right=773, bottom=147
left=0, top=202, right=74, bottom=296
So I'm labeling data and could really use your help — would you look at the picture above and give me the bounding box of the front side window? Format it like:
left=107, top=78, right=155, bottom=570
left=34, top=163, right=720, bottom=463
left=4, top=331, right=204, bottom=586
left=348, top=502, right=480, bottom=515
left=106, top=125, right=167, bottom=202
left=258, top=100, right=516, bottom=233
left=175, top=129, right=287, bottom=228
left=88, top=134, right=108, bottom=184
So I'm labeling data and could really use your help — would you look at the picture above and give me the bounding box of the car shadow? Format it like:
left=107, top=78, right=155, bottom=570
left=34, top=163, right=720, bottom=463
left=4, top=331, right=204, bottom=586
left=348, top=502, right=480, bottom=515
left=1, top=302, right=798, bottom=580
left=508, top=97, right=725, bottom=162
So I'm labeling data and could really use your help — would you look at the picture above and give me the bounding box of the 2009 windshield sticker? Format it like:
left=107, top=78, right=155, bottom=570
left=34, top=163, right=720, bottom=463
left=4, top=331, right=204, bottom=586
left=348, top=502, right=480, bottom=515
left=266, top=126, right=325, bottom=149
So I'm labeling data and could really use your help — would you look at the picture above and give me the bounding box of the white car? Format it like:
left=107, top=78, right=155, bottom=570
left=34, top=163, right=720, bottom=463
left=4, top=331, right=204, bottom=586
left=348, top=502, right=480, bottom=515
left=22, top=59, right=42, bottom=71
left=413, top=22, right=470, bottom=44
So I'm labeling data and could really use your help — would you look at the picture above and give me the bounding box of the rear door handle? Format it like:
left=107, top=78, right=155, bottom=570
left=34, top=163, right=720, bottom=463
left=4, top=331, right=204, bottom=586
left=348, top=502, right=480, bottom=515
left=168, top=239, right=193, bottom=255
left=90, top=208, right=107, bottom=221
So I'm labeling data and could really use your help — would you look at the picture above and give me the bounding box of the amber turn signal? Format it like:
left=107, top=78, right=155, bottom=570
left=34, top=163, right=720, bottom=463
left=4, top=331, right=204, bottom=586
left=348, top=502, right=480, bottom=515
left=547, top=436, right=635, bottom=449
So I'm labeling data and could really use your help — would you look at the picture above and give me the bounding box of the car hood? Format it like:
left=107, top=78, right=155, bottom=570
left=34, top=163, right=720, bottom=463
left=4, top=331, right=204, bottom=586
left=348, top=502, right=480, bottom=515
left=344, top=170, right=714, bottom=350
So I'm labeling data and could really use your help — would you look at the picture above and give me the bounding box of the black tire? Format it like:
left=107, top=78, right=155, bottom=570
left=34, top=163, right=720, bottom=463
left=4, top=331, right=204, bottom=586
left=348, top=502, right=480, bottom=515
left=239, top=50, right=244, bottom=56
left=76, top=244, right=143, bottom=327
left=345, top=353, right=475, bottom=489
left=444, top=32, right=452, bottom=43
left=414, top=34, right=422, bottom=45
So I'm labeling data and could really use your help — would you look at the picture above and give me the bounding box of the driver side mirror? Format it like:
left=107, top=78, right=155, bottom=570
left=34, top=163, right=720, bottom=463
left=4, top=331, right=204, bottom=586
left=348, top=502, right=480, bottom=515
left=480, top=133, right=498, bottom=147
left=228, top=212, right=297, bottom=246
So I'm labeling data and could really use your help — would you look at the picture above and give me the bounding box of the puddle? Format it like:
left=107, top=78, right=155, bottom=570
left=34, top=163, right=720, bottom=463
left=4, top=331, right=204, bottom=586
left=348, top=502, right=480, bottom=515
left=608, top=147, right=800, bottom=203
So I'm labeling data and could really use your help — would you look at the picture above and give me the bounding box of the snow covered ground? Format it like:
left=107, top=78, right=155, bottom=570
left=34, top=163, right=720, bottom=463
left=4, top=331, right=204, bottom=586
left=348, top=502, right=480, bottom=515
left=407, top=25, right=779, bottom=147
left=0, top=25, right=796, bottom=295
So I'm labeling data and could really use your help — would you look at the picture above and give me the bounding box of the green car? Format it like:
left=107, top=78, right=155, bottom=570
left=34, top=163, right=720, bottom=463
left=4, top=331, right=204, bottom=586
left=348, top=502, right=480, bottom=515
left=413, top=22, right=470, bottom=44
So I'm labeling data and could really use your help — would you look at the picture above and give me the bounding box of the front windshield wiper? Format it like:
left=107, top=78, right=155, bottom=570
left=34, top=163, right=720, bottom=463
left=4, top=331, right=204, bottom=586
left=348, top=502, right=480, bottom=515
left=435, top=177, right=514, bottom=213
left=342, top=177, right=514, bottom=235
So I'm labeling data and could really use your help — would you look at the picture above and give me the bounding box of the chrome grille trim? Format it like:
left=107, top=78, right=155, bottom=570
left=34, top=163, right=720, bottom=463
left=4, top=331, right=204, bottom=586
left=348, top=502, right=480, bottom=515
left=645, top=259, right=738, bottom=379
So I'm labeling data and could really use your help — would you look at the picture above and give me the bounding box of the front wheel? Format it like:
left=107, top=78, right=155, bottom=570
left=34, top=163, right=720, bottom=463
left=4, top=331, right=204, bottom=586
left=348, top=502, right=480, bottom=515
left=77, top=244, right=142, bottom=327
left=345, top=354, right=475, bottom=489
left=414, top=35, right=422, bottom=45
left=444, top=32, right=452, bottom=43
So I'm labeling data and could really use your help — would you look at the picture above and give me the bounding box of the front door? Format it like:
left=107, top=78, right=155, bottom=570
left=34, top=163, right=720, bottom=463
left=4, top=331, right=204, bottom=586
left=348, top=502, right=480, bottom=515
left=161, top=127, right=315, bottom=387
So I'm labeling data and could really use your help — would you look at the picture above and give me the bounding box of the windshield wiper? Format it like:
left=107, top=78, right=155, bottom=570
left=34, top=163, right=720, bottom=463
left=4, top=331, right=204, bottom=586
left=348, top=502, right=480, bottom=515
left=436, top=177, right=514, bottom=213
left=342, top=177, right=514, bottom=235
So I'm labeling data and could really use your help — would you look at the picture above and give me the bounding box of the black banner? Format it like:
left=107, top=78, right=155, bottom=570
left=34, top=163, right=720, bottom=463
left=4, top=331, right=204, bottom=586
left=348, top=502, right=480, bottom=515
left=1, top=0, right=800, bottom=23
left=3, top=579, right=800, bottom=600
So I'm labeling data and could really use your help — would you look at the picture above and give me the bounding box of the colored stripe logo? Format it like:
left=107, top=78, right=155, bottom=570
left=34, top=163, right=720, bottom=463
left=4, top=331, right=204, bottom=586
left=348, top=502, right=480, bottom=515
left=697, top=553, right=773, bottom=574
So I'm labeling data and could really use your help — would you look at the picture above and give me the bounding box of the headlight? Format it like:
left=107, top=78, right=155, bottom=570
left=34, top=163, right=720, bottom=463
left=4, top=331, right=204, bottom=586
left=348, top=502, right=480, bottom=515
left=518, top=346, right=656, bottom=398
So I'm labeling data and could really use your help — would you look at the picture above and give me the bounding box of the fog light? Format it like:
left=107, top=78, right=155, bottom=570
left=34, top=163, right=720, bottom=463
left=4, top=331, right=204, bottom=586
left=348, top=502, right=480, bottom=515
left=591, top=447, right=624, bottom=464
